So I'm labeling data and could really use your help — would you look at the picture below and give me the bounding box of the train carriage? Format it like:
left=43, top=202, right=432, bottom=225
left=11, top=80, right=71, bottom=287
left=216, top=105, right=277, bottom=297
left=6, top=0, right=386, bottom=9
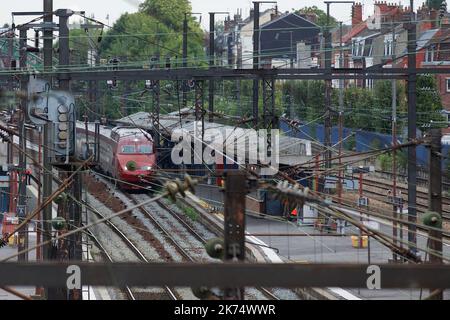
left=76, top=123, right=156, bottom=190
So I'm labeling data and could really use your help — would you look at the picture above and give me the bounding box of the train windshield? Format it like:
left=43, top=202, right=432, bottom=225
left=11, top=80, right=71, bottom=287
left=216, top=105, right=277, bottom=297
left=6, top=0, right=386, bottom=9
left=120, top=144, right=153, bottom=154
left=138, top=145, right=153, bottom=154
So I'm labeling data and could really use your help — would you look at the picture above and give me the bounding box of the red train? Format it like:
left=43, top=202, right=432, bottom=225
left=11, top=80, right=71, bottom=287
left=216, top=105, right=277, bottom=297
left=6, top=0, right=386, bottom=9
left=76, top=123, right=156, bottom=190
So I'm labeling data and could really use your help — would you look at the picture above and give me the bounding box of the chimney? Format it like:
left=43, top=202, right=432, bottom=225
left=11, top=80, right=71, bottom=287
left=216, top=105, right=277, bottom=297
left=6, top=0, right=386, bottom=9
left=352, top=3, right=363, bottom=27
left=430, top=9, right=438, bottom=28
left=374, top=1, right=389, bottom=14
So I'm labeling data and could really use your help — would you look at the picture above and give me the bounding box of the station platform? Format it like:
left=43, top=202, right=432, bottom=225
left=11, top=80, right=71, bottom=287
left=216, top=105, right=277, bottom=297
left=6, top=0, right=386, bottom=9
left=0, top=225, right=37, bottom=300
left=192, top=182, right=450, bottom=300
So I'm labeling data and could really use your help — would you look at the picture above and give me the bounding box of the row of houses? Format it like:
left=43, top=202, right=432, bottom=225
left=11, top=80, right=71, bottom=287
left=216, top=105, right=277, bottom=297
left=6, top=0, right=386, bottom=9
left=216, top=2, right=450, bottom=116
left=216, top=7, right=321, bottom=69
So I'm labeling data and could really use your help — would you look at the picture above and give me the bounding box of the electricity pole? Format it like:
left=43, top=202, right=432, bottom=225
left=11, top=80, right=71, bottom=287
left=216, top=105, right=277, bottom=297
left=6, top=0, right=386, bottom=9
left=324, top=3, right=333, bottom=170
left=252, top=1, right=276, bottom=128
left=391, top=21, right=400, bottom=261
left=18, top=27, right=28, bottom=261
left=428, top=128, right=443, bottom=300
left=406, top=0, right=418, bottom=254
left=209, top=12, right=228, bottom=122
left=182, top=12, right=201, bottom=111
left=57, top=9, right=82, bottom=300
left=338, top=21, right=344, bottom=205
left=223, top=170, right=247, bottom=299
left=323, top=1, right=354, bottom=171
left=42, top=0, right=53, bottom=263
left=182, top=13, right=189, bottom=110
left=252, top=2, right=261, bottom=128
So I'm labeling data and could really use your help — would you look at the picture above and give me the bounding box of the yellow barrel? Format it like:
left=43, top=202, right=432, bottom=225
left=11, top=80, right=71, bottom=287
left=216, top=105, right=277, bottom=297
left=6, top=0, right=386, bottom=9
left=351, top=235, right=368, bottom=248
left=8, top=235, right=17, bottom=246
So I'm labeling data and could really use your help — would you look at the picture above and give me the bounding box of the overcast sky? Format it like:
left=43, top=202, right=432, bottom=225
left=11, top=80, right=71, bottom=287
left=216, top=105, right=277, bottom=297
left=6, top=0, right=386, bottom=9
left=0, top=1, right=393, bottom=30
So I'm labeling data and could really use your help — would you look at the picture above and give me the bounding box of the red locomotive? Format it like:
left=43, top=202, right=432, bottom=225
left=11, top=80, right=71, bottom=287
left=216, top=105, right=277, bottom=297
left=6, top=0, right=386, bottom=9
left=76, top=123, right=156, bottom=190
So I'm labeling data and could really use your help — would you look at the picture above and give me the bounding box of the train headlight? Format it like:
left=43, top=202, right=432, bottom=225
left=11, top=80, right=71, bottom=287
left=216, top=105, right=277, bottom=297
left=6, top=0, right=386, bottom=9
left=142, top=166, right=152, bottom=171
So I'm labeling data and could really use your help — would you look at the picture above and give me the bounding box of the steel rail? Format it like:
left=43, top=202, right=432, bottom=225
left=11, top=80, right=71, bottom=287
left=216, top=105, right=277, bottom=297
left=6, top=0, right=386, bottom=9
left=84, top=229, right=136, bottom=300
left=134, top=194, right=282, bottom=300
left=88, top=202, right=178, bottom=300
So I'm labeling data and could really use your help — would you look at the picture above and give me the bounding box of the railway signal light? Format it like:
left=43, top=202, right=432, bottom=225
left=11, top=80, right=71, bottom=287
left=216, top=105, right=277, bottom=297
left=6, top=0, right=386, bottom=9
left=52, top=96, right=75, bottom=158
left=107, top=57, right=120, bottom=89
left=27, top=78, right=76, bottom=160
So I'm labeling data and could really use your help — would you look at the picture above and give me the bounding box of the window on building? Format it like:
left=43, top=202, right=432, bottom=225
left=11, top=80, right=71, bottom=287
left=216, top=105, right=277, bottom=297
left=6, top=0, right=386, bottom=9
left=352, top=40, right=357, bottom=56
left=446, top=78, right=450, bottom=92
left=364, top=39, right=373, bottom=57
left=358, top=42, right=364, bottom=56
left=384, top=39, right=393, bottom=57
left=426, top=46, right=435, bottom=62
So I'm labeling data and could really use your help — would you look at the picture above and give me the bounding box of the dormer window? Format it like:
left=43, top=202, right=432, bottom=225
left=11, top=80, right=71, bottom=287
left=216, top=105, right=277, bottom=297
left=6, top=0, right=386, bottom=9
left=425, top=45, right=435, bottom=62
left=384, top=39, right=393, bottom=56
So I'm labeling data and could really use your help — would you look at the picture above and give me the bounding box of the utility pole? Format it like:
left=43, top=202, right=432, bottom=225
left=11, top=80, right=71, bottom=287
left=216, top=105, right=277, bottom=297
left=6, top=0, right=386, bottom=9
left=42, top=0, right=54, bottom=263
left=406, top=0, right=418, bottom=255
left=427, top=128, right=443, bottom=300
left=18, top=27, right=28, bottom=261
left=209, top=12, right=228, bottom=122
left=182, top=13, right=188, bottom=110
left=152, top=24, right=161, bottom=152
left=223, top=170, right=247, bottom=300
left=391, top=20, right=400, bottom=261
left=209, top=13, right=215, bottom=123
left=323, top=1, right=354, bottom=171
left=182, top=12, right=201, bottom=111
left=324, top=2, right=333, bottom=170
left=338, top=21, right=344, bottom=205
left=85, top=21, right=102, bottom=121
left=252, top=2, right=261, bottom=128
left=57, top=9, right=82, bottom=301
left=252, top=1, right=276, bottom=128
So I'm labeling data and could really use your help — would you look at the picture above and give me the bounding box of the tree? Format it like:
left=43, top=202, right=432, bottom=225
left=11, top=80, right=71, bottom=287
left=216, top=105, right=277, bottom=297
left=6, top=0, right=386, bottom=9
left=296, top=6, right=337, bottom=27
left=416, top=74, right=444, bottom=126
left=427, top=0, right=445, bottom=10
left=95, top=4, right=205, bottom=119
left=139, top=0, right=193, bottom=32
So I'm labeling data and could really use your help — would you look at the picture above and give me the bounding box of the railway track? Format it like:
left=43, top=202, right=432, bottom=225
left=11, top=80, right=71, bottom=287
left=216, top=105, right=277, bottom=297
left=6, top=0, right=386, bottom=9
left=358, top=177, right=450, bottom=240
left=129, top=193, right=282, bottom=300
left=362, top=177, right=450, bottom=221
left=87, top=197, right=178, bottom=300
left=375, top=170, right=450, bottom=191
left=85, top=229, right=136, bottom=300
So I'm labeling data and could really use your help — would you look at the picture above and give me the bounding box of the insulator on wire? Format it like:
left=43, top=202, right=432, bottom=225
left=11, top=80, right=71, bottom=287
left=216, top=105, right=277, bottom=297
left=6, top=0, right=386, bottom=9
left=164, top=174, right=198, bottom=202
left=271, top=180, right=313, bottom=207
